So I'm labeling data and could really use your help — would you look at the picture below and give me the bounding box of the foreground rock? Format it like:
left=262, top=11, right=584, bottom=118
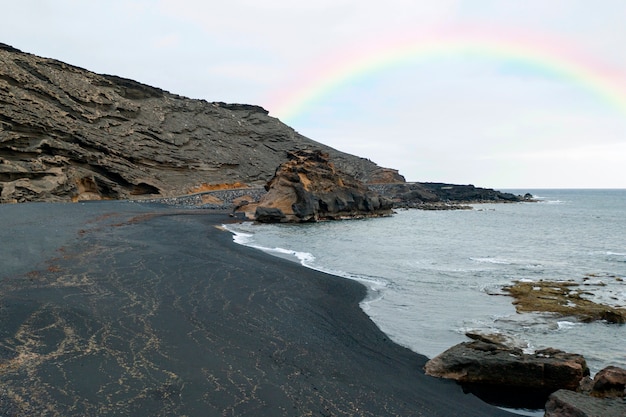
left=503, top=280, right=626, bottom=324
left=545, top=389, right=626, bottom=417
left=545, top=365, right=626, bottom=416
left=250, top=150, right=393, bottom=222
left=587, top=366, right=626, bottom=398
left=424, top=334, right=589, bottom=409
left=0, top=43, right=400, bottom=203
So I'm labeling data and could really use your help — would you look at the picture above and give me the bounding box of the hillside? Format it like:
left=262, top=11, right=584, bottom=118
left=0, top=43, right=403, bottom=203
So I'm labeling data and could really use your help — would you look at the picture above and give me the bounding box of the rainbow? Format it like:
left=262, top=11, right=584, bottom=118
left=267, top=31, right=626, bottom=123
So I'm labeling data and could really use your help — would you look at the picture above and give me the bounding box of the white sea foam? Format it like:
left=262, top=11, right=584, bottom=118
left=230, top=230, right=254, bottom=245
left=225, top=225, right=317, bottom=265
left=470, top=257, right=512, bottom=265
left=557, top=321, right=579, bottom=330
left=223, top=224, right=390, bottom=301
left=531, top=194, right=566, bottom=204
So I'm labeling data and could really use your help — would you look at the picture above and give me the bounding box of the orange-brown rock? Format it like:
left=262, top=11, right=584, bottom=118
left=503, top=280, right=626, bottom=324
left=188, top=182, right=248, bottom=194
left=253, top=150, right=393, bottom=222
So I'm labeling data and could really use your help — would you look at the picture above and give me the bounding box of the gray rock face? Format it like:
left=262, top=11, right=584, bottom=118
left=545, top=389, right=626, bottom=417
left=549, top=366, right=626, bottom=417
left=0, top=44, right=399, bottom=203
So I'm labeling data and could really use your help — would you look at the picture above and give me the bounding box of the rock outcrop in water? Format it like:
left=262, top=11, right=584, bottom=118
left=249, top=150, right=393, bottom=222
left=503, top=279, right=626, bottom=324
left=0, top=43, right=401, bottom=203
left=369, top=182, right=528, bottom=209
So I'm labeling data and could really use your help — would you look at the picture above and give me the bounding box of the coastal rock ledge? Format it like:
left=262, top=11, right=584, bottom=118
left=248, top=149, right=393, bottom=222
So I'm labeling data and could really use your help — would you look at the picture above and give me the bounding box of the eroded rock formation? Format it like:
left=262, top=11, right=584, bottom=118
left=249, top=150, right=393, bottom=222
left=0, top=44, right=399, bottom=203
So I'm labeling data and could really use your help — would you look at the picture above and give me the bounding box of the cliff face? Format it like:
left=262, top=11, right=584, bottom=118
left=0, top=44, right=404, bottom=203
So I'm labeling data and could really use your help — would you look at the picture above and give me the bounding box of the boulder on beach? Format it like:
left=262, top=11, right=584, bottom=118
left=545, top=388, right=626, bottom=417
left=250, top=150, right=393, bottom=222
left=545, top=365, right=626, bottom=416
left=424, top=333, right=589, bottom=409
left=588, top=366, right=626, bottom=398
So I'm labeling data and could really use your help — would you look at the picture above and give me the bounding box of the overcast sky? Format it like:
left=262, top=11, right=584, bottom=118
left=3, top=1, right=626, bottom=189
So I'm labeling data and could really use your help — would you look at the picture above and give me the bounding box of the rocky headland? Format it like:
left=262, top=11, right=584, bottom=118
left=0, top=43, right=525, bottom=213
left=0, top=43, right=401, bottom=203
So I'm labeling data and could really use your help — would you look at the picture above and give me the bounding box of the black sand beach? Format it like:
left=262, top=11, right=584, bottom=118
left=0, top=202, right=514, bottom=416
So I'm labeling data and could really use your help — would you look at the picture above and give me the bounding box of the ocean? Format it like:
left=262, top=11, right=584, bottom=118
left=225, top=189, right=626, bottom=375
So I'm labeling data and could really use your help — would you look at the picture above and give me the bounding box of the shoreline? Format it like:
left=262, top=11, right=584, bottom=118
left=0, top=202, right=514, bottom=416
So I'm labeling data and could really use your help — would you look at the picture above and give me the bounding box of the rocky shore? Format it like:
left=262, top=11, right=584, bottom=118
left=2, top=43, right=584, bottom=416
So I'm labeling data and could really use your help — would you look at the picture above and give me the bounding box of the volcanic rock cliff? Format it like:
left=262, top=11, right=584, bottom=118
left=0, top=44, right=403, bottom=203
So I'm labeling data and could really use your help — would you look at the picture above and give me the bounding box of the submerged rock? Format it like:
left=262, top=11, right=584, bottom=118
left=424, top=335, right=589, bottom=409
left=251, top=150, right=393, bottom=222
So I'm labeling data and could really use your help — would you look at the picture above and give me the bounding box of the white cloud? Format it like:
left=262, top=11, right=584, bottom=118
left=153, top=34, right=181, bottom=49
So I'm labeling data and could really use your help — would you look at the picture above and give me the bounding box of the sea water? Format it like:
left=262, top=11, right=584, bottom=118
left=226, top=190, right=626, bottom=375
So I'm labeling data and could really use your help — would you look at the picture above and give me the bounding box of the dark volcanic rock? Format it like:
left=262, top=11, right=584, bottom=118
left=544, top=366, right=626, bottom=417
left=0, top=45, right=396, bottom=202
left=589, top=366, right=626, bottom=399
left=251, top=150, right=393, bottom=222
left=418, top=182, right=523, bottom=202
left=369, top=182, right=526, bottom=209
left=254, top=206, right=287, bottom=223
left=424, top=336, right=589, bottom=409
left=545, top=389, right=626, bottom=417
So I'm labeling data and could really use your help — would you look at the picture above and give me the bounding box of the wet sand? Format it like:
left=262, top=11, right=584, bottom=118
left=0, top=202, right=514, bottom=416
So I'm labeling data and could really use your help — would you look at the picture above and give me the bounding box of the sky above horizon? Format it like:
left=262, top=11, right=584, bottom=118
left=3, top=1, right=626, bottom=189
